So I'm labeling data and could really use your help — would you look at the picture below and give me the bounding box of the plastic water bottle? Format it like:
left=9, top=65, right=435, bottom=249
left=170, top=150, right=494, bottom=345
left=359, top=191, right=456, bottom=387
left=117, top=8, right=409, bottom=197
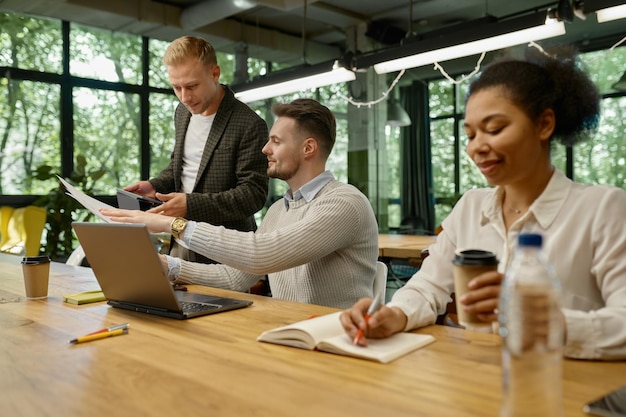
left=498, top=233, right=563, bottom=417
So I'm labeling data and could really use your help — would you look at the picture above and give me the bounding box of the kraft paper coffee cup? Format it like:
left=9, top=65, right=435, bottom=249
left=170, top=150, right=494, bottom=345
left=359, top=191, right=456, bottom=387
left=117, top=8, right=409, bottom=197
left=21, top=256, right=51, bottom=300
left=452, top=249, right=498, bottom=332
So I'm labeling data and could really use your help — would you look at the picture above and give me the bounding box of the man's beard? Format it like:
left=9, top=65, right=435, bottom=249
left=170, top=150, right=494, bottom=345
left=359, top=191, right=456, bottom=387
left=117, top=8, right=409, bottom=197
left=267, top=161, right=298, bottom=181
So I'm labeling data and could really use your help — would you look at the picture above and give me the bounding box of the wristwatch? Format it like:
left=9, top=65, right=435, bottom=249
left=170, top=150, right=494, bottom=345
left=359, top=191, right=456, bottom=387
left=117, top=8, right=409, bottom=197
left=170, top=217, right=188, bottom=240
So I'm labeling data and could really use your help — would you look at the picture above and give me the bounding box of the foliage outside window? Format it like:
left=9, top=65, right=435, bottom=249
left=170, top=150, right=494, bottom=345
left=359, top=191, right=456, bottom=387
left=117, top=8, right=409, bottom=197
left=0, top=13, right=62, bottom=73
left=386, top=125, right=401, bottom=228
left=0, top=79, right=61, bottom=195
left=73, top=87, right=141, bottom=193
left=149, top=93, right=178, bottom=178
left=148, top=39, right=171, bottom=89
left=576, top=49, right=626, bottom=188
left=70, top=23, right=142, bottom=84
left=0, top=13, right=63, bottom=195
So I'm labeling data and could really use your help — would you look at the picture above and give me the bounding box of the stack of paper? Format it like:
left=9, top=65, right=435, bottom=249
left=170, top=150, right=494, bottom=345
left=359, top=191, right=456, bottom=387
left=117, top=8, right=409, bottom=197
left=57, top=175, right=113, bottom=223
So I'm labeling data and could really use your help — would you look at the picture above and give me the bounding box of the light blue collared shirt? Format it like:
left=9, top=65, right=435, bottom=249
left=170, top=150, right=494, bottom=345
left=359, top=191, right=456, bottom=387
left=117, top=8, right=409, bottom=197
left=283, top=170, right=335, bottom=210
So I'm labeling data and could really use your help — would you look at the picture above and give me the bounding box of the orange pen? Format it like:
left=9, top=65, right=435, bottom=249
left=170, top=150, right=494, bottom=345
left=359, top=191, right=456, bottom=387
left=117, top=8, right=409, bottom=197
left=69, top=328, right=128, bottom=344
left=353, top=294, right=383, bottom=346
left=69, top=323, right=130, bottom=344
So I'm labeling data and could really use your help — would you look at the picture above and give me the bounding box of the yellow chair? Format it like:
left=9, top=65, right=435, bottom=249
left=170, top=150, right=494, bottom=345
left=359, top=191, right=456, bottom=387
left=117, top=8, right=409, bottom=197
left=0, top=205, right=47, bottom=257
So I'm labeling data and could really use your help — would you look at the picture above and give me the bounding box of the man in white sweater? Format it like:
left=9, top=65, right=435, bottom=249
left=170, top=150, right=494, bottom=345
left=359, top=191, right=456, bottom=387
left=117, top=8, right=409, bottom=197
left=102, top=99, right=379, bottom=308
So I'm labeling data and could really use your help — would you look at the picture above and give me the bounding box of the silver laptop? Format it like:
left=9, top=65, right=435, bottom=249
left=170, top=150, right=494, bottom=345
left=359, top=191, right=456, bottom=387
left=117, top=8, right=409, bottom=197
left=72, top=222, right=252, bottom=319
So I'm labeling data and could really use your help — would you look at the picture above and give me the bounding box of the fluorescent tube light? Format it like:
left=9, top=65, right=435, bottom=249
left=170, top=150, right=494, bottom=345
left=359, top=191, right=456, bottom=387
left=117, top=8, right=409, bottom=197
left=358, top=13, right=566, bottom=75
left=596, top=4, right=626, bottom=22
left=233, top=60, right=356, bottom=103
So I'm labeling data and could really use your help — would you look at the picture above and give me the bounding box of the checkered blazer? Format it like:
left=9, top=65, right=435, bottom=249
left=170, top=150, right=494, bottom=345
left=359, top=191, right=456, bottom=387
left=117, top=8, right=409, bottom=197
left=150, top=86, right=269, bottom=262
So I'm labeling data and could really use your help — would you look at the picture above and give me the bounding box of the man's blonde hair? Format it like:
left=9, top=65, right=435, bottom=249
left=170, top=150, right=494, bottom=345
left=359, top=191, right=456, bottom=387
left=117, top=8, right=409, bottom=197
left=163, top=36, right=217, bottom=68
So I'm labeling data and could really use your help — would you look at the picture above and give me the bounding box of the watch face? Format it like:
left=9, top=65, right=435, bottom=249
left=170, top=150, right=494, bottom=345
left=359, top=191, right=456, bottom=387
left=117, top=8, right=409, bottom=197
left=172, top=218, right=186, bottom=231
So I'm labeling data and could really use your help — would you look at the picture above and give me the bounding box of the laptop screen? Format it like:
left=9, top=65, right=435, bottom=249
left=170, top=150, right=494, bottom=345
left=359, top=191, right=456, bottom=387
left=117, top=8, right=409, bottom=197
left=72, top=222, right=252, bottom=319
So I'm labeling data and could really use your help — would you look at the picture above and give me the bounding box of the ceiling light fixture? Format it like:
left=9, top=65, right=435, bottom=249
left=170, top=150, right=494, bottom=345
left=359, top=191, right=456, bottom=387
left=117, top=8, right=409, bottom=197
left=580, top=0, right=626, bottom=22
left=386, top=89, right=411, bottom=127
left=596, top=4, right=626, bottom=22
left=231, top=0, right=355, bottom=103
left=356, top=12, right=566, bottom=75
left=232, top=59, right=356, bottom=103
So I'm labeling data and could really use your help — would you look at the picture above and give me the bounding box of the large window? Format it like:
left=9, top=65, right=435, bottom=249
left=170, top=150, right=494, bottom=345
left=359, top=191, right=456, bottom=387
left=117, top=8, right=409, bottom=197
left=1, top=12, right=289, bottom=199
left=0, top=79, right=61, bottom=195
left=0, top=13, right=62, bottom=73
left=576, top=48, right=626, bottom=188
left=0, top=10, right=353, bottom=255
left=386, top=125, right=402, bottom=227
left=73, top=87, right=141, bottom=192
left=70, top=24, right=143, bottom=84
left=0, top=13, right=63, bottom=195
left=428, top=46, right=626, bottom=226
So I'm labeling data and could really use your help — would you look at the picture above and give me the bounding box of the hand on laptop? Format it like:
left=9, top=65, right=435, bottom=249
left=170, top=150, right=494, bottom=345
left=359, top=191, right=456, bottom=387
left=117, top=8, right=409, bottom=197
left=100, top=208, right=174, bottom=234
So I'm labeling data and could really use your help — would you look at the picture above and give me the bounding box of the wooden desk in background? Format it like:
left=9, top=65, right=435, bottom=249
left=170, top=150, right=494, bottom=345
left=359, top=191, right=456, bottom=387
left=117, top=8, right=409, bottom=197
left=378, top=233, right=437, bottom=259
left=1, top=253, right=624, bottom=417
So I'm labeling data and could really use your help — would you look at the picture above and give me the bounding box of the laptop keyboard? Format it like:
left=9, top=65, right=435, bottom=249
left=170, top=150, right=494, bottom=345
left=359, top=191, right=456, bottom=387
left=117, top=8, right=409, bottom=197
left=180, top=301, right=221, bottom=313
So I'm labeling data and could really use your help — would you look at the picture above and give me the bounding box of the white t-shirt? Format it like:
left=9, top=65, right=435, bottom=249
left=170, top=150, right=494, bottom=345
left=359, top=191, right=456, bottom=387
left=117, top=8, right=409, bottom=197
left=181, top=114, right=215, bottom=193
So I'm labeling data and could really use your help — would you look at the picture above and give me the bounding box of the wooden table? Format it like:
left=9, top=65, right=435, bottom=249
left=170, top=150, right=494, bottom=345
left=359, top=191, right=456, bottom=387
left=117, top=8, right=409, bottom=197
left=378, top=233, right=437, bottom=258
left=378, top=235, right=437, bottom=258
left=1, top=253, right=624, bottom=417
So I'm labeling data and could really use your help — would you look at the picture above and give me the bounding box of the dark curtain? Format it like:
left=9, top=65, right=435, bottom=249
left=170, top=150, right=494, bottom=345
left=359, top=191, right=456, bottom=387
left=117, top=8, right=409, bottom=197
left=399, top=82, right=435, bottom=233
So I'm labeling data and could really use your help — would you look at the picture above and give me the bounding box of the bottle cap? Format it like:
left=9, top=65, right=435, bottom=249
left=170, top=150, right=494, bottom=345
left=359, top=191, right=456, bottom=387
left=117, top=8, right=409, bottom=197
left=518, top=233, right=543, bottom=247
left=452, top=249, right=499, bottom=266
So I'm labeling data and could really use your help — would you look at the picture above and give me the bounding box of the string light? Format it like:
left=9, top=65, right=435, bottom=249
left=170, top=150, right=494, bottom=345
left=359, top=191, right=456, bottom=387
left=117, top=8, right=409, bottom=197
left=341, top=35, right=626, bottom=107
left=338, top=70, right=406, bottom=108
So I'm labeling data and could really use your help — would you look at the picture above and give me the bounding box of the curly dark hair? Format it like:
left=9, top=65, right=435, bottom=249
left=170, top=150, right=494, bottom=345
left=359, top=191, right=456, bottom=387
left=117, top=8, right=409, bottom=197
left=467, top=45, right=600, bottom=146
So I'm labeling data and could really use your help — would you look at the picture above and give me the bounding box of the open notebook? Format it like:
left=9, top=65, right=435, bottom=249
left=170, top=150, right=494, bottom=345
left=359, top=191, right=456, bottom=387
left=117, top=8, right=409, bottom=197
left=72, top=222, right=252, bottom=319
left=258, top=311, right=435, bottom=363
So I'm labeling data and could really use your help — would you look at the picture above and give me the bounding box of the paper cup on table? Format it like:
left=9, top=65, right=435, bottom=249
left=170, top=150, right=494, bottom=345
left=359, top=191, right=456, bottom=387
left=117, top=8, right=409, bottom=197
left=21, top=256, right=51, bottom=299
left=452, top=249, right=498, bottom=333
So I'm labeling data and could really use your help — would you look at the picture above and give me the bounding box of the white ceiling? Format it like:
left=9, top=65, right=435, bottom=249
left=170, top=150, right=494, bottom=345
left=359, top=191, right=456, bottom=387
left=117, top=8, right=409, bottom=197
left=1, top=0, right=624, bottom=77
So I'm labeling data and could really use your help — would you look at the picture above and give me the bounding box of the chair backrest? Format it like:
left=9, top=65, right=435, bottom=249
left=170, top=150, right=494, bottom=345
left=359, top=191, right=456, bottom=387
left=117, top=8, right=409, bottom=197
left=0, top=205, right=47, bottom=257
left=374, top=261, right=388, bottom=302
left=66, top=245, right=86, bottom=266
left=0, top=206, right=14, bottom=247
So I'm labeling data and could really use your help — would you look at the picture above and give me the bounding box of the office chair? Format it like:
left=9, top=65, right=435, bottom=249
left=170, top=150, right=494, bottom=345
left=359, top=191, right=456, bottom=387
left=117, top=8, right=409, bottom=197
left=0, top=205, right=47, bottom=257
left=66, top=245, right=86, bottom=266
left=374, top=261, right=388, bottom=302
left=388, top=216, right=430, bottom=283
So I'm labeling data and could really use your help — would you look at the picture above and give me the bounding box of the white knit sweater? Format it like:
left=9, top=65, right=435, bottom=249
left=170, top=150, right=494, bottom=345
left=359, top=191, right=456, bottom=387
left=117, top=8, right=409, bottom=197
left=177, top=180, right=379, bottom=308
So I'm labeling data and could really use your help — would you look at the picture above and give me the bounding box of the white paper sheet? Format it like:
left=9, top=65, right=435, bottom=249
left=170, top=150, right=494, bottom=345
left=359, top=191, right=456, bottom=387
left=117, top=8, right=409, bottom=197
left=56, top=175, right=113, bottom=223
